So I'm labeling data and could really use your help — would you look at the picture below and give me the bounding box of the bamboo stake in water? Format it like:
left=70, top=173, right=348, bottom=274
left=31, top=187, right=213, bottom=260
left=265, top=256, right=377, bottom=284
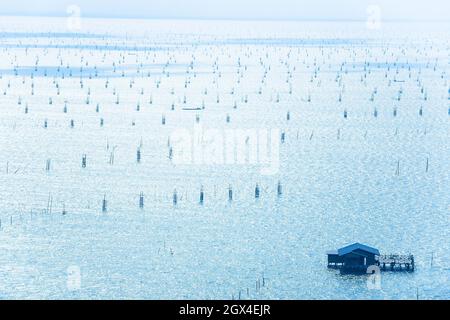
left=277, top=181, right=282, bottom=197
left=199, top=186, right=204, bottom=205
left=82, top=154, right=87, bottom=168
left=139, top=192, right=144, bottom=209
left=102, top=195, right=107, bottom=212
left=173, top=189, right=177, bottom=206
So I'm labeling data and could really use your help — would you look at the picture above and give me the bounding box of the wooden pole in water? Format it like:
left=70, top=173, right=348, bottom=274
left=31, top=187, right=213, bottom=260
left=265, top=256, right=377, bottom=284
left=102, top=195, right=107, bottom=212
left=82, top=154, right=87, bottom=168
left=139, top=192, right=144, bottom=209
left=47, top=193, right=53, bottom=214
left=277, top=181, right=282, bottom=197
left=137, top=147, right=141, bottom=163
left=173, top=189, right=177, bottom=206
left=199, top=186, right=204, bottom=205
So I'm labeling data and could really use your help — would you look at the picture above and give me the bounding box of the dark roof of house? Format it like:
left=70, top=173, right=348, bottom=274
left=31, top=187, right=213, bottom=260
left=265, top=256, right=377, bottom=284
left=337, top=243, right=380, bottom=256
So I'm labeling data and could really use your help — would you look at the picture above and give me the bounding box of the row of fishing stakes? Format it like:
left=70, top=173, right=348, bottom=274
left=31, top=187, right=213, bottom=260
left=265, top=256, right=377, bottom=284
left=42, top=149, right=432, bottom=173
left=29, top=104, right=450, bottom=133
left=40, top=166, right=432, bottom=211
left=31, top=157, right=436, bottom=214
left=97, top=156, right=429, bottom=211
left=99, top=182, right=284, bottom=211
left=26, top=100, right=450, bottom=130
left=45, top=148, right=142, bottom=172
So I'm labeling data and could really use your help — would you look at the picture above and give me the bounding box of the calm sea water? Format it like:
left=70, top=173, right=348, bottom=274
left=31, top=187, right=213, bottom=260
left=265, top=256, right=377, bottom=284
left=0, top=17, right=448, bottom=299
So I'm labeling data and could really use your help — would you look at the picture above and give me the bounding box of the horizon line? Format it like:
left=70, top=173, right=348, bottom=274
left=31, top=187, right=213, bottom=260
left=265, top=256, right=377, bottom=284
left=1, top=13, right=450, bottom=23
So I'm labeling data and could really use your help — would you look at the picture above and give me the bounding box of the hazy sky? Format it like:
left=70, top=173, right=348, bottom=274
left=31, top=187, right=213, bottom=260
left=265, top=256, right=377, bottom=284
left=0, top=0, right=448, bottom=21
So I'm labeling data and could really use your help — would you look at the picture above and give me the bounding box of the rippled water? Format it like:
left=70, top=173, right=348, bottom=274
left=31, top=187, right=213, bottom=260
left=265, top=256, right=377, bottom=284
left=0, top=17, right=448, bottom=299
